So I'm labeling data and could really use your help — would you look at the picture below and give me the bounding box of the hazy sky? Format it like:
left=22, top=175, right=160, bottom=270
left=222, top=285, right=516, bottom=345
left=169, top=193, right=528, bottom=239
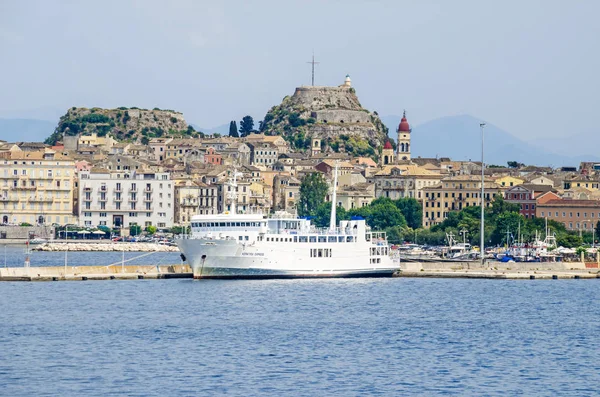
left=1, top=0, right=598, bottom=141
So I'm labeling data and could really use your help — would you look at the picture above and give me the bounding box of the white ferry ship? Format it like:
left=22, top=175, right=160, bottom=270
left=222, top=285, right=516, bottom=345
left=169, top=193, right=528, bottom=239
left=176, top=166, right=399, bottom=279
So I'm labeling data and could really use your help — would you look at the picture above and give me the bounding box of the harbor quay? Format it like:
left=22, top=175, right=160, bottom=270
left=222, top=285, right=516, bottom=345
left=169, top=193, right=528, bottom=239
left=0, top=264, right=191, bottom=281
left=395, top=260, right=600, bottom=279
left=1, top=260, right=599, bottom=281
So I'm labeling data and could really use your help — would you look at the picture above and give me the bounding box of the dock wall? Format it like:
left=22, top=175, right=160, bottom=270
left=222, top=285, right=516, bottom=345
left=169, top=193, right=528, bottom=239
left=0, top=264, right=191, bottom=281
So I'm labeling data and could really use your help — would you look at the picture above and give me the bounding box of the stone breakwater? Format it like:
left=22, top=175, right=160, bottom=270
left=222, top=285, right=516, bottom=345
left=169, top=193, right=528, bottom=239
left=33, top=242, right=179, bottom=252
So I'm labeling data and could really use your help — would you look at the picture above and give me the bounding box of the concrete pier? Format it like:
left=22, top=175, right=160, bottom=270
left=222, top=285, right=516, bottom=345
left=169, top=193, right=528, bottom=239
left=0, top=264, right=192, bottom=281
left=394, top=261, right=600, bottom=279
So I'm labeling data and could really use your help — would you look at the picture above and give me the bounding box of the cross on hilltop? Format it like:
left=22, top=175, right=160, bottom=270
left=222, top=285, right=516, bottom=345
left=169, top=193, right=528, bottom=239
left=307, top=53, right=319, bottom=86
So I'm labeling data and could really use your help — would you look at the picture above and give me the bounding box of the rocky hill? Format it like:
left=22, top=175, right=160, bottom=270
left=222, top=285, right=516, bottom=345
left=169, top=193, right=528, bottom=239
left=260, top=76, right=388, bottom=158
left=44, top=107, right=200, bottom=145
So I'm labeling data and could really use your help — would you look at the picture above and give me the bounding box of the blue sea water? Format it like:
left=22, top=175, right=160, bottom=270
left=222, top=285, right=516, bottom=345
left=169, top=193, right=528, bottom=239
left=0, top=245, right=182, bottom=268
left=1, top=273, right=599, bottom=396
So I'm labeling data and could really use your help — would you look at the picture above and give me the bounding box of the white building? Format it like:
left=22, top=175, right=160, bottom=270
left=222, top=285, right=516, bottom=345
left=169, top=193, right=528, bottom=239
left=78, top=169, right=174, bottom=230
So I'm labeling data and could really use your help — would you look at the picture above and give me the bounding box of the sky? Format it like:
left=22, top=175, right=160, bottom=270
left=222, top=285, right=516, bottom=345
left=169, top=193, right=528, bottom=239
left=1, top=0, right=599, bottom=144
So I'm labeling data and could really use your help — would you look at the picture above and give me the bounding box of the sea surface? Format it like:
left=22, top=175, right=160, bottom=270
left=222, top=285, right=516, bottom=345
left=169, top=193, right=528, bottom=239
left=1, top=252, right=600, bottom=396
left=0, top=244, right=182, bottom=268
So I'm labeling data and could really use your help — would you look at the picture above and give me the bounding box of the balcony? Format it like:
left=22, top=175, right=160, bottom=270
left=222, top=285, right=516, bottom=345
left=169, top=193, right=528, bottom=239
left=144, top=197, right=153, bottom=202
left=144, top=188, right=153, bottom=193
left=99, top=197, right=108, bottom=202
left=114, top=197, right=123, bottom=202
left=129, top=187, right=138, bottom=192
left=128, top=197, right=137, bottom=202
left=28, top=197, right=53, bottom=203
left=114, top=187, right=122, bottom=192
left=14, top=186, right=36, bottom=190
left=0, top=197, right=18, bottom=202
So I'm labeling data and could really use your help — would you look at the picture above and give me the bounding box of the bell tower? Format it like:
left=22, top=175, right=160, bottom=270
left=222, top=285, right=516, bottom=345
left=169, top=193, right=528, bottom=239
left=381, top=140, right=394, bottom=166
left=397, top=110, right=411, bottom=161
left=311, top=137, right=322, bottom=157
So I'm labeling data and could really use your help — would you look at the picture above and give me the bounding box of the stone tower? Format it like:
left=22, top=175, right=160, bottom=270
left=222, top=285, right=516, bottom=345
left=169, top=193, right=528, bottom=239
left=397, top=110, right=411, bottom=161
left=311, top=137, right=322, bottom=157
left=381, top=140, right=394, bottom=165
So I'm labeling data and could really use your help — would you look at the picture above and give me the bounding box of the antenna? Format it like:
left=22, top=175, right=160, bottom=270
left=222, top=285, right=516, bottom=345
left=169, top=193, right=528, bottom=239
left=307, top=52, right=320, bottom=86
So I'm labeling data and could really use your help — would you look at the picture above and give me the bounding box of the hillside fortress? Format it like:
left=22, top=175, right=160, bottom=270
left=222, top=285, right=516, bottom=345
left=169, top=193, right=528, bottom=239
left=260, top=75, right=390, bottom=157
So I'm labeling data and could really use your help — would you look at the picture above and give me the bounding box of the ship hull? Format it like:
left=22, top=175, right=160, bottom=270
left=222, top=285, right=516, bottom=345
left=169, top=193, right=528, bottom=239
left=177, top=238, right=397, bottom=279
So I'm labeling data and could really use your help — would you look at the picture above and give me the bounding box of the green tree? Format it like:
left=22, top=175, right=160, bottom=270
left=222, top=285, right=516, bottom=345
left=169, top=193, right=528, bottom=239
left=557, top=234, right=582, bottom=248
left=141, top=136, right=149, bottom=145
left=130, top=224, right=142, bottom=236
left=366, top=202, right=407, bottom=230
left=239, top=115, right=254, bottom=137
left=394, top=197, right=422, bottom=229
left=298, top=173, right=329, bottom=217
left=491, top=212, right=525, bottom=246
left=229, top=121, right=239, bottom=137
left=145, top=225, right=157, bottom=235
left=312, top=203, right=348, bottom=228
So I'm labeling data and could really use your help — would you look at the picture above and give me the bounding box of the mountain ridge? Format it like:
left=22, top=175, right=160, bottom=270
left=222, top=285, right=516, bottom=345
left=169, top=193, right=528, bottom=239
left=381, top=114, right=599, bottom=167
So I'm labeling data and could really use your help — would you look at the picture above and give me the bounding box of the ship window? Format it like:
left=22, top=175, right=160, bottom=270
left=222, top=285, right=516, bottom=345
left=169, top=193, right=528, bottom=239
left=309, top=236, right=316, bottom=243
left=245, top=236, right=249, bottom=241
left=219, top=222, right=225, bottom=227
left=328, top=236, right=336, bottom=243
left=317, top=249, right=322, bottom=257
left=239, top=236, right=243, bottom=240
left=300, top=236, right=308, bottom=243
left=338, top=236, right=344, bottom=242
left=293, top=236, right=298, bottom=242
left=318, top=236, right=326, bottom=243
left=236, top=222, right=241, bottom=227
left=346, top=236, right=353, bottom=242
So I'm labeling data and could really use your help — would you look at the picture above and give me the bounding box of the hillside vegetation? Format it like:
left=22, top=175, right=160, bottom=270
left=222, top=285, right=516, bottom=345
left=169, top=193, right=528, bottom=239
left=44, top=107, right=201, bottom=145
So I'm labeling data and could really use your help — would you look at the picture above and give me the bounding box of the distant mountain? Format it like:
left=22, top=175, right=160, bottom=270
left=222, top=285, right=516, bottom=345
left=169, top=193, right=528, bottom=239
left=192, top=123, right=230, bottom=136
left=381, top=114, right=600, bottom=167
left=0, top=118, right=56, bottom=142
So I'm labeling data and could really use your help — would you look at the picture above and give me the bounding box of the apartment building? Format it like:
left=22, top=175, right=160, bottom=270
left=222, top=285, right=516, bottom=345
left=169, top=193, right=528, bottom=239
left=78, top=169, right=174, bottom=229
left=0, top=150, right=76, bottom=225
left=174, top=179, right=218, bottom=225
left=247, top=142, right=279, bottom=167
left=536, top=198, right=600, bottom=231
left=368, top=165, right=441, bottom=200
left=421, top=175, right=505, bottom=228
left=504, top=184, right=557, bottom=218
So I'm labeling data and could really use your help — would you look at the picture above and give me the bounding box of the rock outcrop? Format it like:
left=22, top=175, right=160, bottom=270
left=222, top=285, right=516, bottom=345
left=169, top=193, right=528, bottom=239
left=260, top=76, right=389, bottom=158
left=45, top=107, right=200, bottom=145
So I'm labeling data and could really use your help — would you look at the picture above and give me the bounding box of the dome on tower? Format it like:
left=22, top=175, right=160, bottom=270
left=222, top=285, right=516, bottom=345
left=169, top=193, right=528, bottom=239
left=383, top=140, right=393, bottom=150
left=398, top=110, right=410, bottom=132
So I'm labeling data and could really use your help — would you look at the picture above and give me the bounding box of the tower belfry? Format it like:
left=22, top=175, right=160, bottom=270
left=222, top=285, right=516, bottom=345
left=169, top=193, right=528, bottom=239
left=397, top=110, right=411, bottom=161
left=307, top=53, right=319, bottom=86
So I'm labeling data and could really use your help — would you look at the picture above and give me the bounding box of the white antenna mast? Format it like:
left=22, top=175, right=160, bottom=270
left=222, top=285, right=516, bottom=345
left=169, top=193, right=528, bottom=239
left=329, top=161, right=339, bottom=232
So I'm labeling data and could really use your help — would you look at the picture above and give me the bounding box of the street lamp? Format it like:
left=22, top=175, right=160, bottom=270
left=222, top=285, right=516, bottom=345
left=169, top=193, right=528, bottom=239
left=480, top=122, right=486, bottom=266
left=582, top=220, right=595, bottom=247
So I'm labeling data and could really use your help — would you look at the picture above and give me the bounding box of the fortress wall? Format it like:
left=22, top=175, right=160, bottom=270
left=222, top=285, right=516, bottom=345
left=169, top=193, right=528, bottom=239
left=292, top=86, right=361, bottom=110
left=313, top=110, right=371, bottom=124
